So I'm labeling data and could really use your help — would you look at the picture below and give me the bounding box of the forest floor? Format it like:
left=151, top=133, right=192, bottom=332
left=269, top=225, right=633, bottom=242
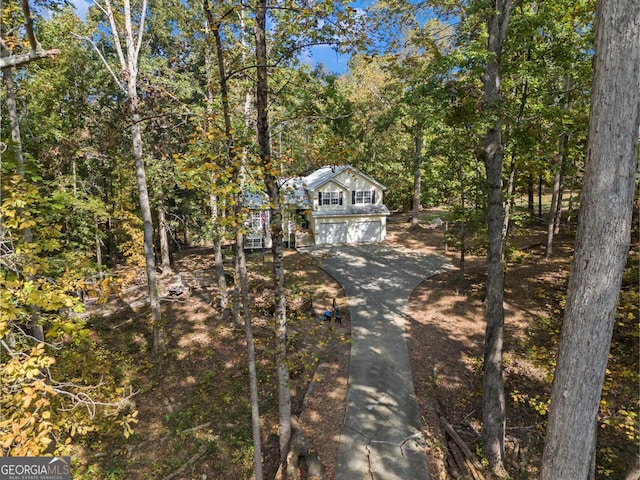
left=80, top=210, right=638, bottom=480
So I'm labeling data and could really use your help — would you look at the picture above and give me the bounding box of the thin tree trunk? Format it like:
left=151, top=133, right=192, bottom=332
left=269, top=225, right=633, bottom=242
left=527, top=176, right=534, bottom=214
left=479, top=1, right=516, bottom=475
left=565, top=157, right=577, bottom=230
left=545, top=159, right=562, bottom=258
left=459, top=155, right=466, bottom=283
left=545, top=131, right=567, bottom=257
left=95, top=216, right=103, bottom=266
left=119, top=0, right=163, bottom=357
left=131, top=97, right=163, bottom=357
left=202, top=5, right=263, bottom=476
left=158, top=203, right=171, bottom=272
left=502, top=158, right=516, bottom=244
left=553, top=179, right=564, bottom=235
left=2, top=64, right=44, bottom=343
left=210, top=191, right=229, bottom=313
left=2, top=67, right=30, bottom=242
left=553, top=75, right=572, bottom=235
left=72, top=159, right=78, bottom=198
left=255, top=0, right=292, bottom=461
left=538, top=175, right=543, bottom=217
left=99, top=0, right=162, bottom=355
left=202, top=16, right=229, bottom=315
left=410, top=132, right=423, bottom=227
left=541, top=1, right=639, bottom=477
left=235, top=205, right=264, bottom=480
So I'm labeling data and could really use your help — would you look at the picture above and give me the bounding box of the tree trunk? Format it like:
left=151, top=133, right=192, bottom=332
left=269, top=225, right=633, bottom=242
left=565, top=157, right=577, bottom=231
left=119, top=0, right=163, bottom=357
left=553, top=75, right=572, bottom=235
left=210, top=192, right=229, bottom=313
left=2, top=64, right=44, bottom=343
left=545, top=132, right=568, bottom=258
left=202, top=5, right=263, bottom=477
left=541, top=1, right=639, bottom=478
left=202, top=15, right=229, bottom=315
left=502, top=158, right=516, bottom=245
left=2, top=66, right=30, bottom=241
left=255, top=0, right=292, bottom=461
left=158, top=203, right=172, bottom=272
left=527, top=176, right=534, bottom=214
left=479, top=1, right=516, bottom=475
left=410, top=132, right=423, bottom=227
left=545, top=159, right=562, bottom=258
left=130, top=94, right=163, bottom=357
left=538, top=175, right=543, bottom=218
left=553, top=175, right=564, bottom=235
left=459, top=155, right=466, bottom=283
left=235, top=203, right=264, bottom=480
left=95, top=216, right=103, bottom=266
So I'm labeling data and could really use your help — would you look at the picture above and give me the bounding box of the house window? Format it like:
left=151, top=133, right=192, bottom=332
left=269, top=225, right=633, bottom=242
left=250, top=211, right=267, bottom=230
left=246, top=236, right=263, bottom=249
left=352, top=190, right=375, bottom=205
left=319, top=191, right=343, bottom=206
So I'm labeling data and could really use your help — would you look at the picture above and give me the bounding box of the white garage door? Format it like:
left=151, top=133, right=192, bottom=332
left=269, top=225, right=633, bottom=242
left=318, top=222, right=348, bottom=244
left=353, top=220, right=382, bottom=242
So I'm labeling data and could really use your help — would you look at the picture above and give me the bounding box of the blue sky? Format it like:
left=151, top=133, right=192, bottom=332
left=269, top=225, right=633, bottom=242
left=304, top=45, right=351, bottom=74
left=71, top=0, right=90, bottom=19
left=70, top=0, right=352, bottom=74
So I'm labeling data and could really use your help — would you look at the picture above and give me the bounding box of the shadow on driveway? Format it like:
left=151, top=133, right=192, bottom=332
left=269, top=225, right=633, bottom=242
left=304, top=243, right=454, bottom=480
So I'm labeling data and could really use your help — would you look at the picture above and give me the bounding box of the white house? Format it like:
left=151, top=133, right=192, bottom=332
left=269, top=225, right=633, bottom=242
left=243, top=165, right=390, bottom=247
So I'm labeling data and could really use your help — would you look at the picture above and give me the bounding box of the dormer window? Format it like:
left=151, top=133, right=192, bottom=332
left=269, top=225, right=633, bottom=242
left=352, top=190, right=375, bottom=205
left=318, top=191, right=343, bottom=206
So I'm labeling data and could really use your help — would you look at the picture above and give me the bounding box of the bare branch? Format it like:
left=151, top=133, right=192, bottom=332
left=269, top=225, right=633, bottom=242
left=102, top=0, right=127, bottom=71
left=134, top=0, right=148, bottom=64
left=73, top=33, right=125, bottom=92
left=21, top=0, right=41, bottom=52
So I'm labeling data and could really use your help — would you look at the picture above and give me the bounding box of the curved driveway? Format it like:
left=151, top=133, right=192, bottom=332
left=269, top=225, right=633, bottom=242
left=306, top=243, right=453, bottom=480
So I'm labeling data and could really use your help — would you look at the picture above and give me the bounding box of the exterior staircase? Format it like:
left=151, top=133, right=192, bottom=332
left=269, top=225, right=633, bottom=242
left=295, top=229, right=314, bottom=247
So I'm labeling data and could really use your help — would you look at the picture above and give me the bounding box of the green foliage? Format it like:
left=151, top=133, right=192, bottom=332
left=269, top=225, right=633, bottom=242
left=515, top=248, right=639, bottom=476
left=1, top=160, right=135, bottom=458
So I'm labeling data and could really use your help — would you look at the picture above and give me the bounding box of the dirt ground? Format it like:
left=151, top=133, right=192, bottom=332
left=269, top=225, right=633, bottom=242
left=390, top=216, right=573, bottom=479
left=83, top=211, right=636, bottom=479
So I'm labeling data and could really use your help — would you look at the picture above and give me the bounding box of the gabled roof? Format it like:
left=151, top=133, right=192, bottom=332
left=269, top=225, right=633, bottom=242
left=243, top=165, right=386, bottom=210
left=304, top=165, right=387, bottom=191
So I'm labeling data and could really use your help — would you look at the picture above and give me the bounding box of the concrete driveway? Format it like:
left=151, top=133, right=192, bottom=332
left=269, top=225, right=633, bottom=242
left=305, top=243, right=453, bottom=480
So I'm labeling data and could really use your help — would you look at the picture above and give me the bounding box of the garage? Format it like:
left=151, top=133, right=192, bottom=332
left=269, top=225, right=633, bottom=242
left=318, top=222, right=348, bottom=244
left=352, top=220, right=382, bottom=243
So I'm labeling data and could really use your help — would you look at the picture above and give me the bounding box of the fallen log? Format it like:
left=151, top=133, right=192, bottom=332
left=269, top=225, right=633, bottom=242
left=161, top=445, right=206, bottom=480
left=440, top=416, right=486, bottom=480
left=447, top=438, right=470, bottom=478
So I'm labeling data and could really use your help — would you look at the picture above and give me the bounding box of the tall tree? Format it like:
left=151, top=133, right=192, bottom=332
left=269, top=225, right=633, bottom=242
left=96, top=0, right=164, bottom=356
left=1, top=0, right=69, bottom=342
left=253, top=0, right=363, bottom=462
left=202, top=2, right=264, bottom=477
left=253, top=0, right=292, bottom=462
left=477, top=0, right=519, bottom=474
left=541, top=0, right=639, bottom=477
